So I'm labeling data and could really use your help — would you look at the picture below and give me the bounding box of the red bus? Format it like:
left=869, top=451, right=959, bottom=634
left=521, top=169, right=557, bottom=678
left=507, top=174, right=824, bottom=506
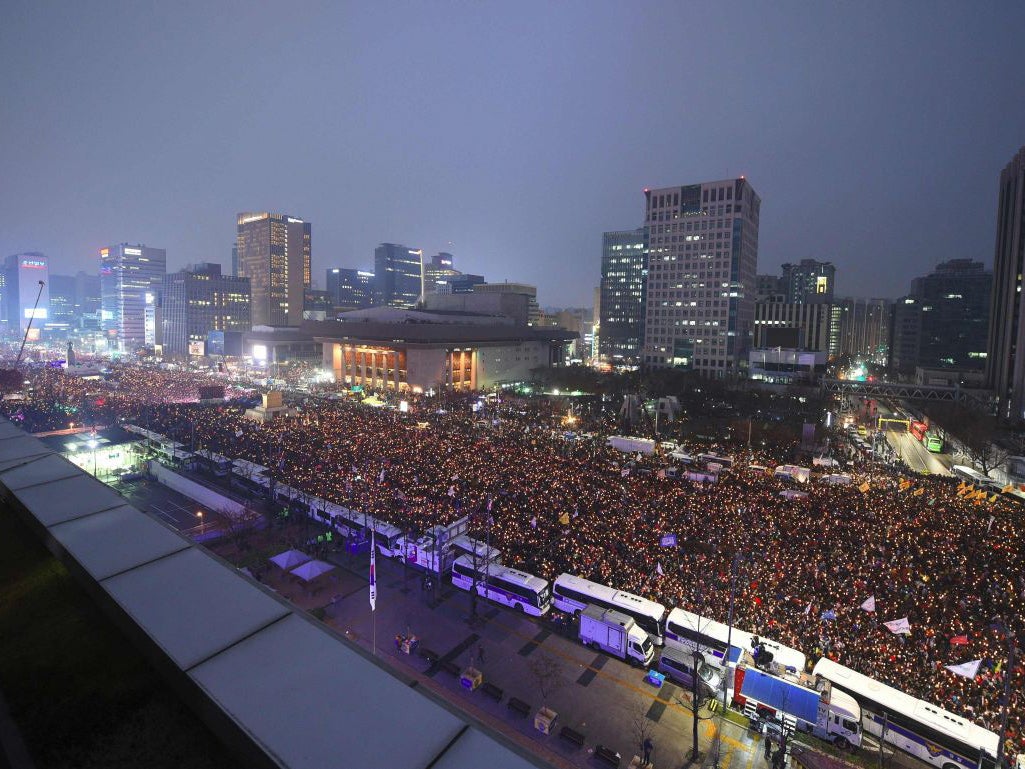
left=910, top=421, right=927, bottom=441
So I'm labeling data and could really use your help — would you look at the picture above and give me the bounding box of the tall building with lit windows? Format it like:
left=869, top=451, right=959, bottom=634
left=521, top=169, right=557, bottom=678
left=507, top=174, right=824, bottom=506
left=373, top=243, right=423, bottom=309
left=236, top=212, right=311, bottom=327
left=641, top=178, right=761, bottom=375
left=598, top=227, right=647, bottom=363
left=987, top=146, right=1025, bottom=419
left=3, top=253, right=50, bottom=337
left=100, top=243, right=166, bottom=350
left=160, top=263, right=251, bottom=357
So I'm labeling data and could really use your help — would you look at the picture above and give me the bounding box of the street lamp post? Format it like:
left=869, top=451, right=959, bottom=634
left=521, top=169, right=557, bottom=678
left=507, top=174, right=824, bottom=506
left=196, top=511, right=204, bottom=534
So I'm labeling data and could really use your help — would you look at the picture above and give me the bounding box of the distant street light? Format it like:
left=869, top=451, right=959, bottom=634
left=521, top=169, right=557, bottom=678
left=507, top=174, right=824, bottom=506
left=196, top=511, right=204, bottom=534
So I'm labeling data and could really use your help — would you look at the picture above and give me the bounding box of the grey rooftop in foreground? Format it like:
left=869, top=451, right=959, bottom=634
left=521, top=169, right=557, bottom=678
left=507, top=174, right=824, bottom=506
left=0, top=416, right=544, bottom=769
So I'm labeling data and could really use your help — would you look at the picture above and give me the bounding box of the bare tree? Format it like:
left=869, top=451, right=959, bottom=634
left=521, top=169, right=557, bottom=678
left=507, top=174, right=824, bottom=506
left=629, top=707, right=656, bottom=765
left=527, top=653, right=566, bottom=709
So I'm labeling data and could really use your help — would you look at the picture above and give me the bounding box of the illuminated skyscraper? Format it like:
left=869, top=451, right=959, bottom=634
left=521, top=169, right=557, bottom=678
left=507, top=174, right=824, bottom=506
left=99, top=243, right=166, bottom=350
left=236, top=212, right=311, bottom=326
left=3, top=253, right=50, bottom=338
left=598, top=228, right=647, bottom=363
left=642, top=178, right=761, bottom=375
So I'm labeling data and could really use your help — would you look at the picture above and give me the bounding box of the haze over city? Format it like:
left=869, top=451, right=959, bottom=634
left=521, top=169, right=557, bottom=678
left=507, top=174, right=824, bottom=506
left=3, top=1, right=1025, bottom=307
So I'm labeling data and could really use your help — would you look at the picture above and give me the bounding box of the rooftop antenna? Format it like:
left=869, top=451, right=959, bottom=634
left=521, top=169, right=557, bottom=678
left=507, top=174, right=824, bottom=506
left=15, top=280, right=45, bottom=367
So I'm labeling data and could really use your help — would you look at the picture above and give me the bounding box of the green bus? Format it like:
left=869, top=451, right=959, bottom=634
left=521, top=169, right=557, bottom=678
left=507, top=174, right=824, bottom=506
left=926, top=434, right=944, bottom=453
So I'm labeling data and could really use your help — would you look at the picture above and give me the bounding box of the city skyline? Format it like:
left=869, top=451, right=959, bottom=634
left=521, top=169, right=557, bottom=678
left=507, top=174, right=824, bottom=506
left=2, top=4, right=1025, bottom=308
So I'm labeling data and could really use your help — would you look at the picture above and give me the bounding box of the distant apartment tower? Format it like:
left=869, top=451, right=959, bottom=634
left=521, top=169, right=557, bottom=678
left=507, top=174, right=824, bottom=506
left=753, top=301, right=831, bottom=352
left=421, top=252, right=461, bottom=297
left=3, top=253, right=50, bottom=337
left=373, top=243, right=422, bottom=309
left=781, top=259, right=835, bottom=303
left=326, top=268, right=374, bottom=310
left=236, top=212, right=311, bottom=327
left=833, top=297, right=890, bottom=364
left=100, top=243, right=166, bottom=350
left=888, top=260, right=991, bottom=374
left=598, top=227, right=647, bottom=363
left=642, top=178, right=761, bottom=374
left=755, top=274, right=786, bottom=302
left=161, top=263, right=251, bottom=356
left=987, top=146, right=1025, bottom=419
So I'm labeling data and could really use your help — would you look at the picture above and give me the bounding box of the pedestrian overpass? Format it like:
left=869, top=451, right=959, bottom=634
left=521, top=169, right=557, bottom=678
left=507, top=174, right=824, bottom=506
left=820, top=378, right=992, bottom=412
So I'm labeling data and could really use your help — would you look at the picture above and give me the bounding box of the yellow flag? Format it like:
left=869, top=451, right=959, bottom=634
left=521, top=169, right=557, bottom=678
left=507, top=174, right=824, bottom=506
left=1001, top=484, right=1014, bottom=493
left=559, top=512, right=570, bottom=525
left=913, top=487, right=925, bottom=497
left=858, top=481, right=870, bottom=493
left=899, top=479, right=911, bottom=491
left=989, top=494, right=998, bottom=503
left=974, top=498, right=984, bottom=506
left=957, top=481, right=966, bottom=491
left=956, top=486, right=969, bottom=497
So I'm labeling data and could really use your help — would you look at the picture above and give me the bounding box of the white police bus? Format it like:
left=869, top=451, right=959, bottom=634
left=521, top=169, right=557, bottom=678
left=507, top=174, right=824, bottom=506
left=451, top=556, right=551, bottom=616
left=552, top=573, right=666, bottom=644
left=665, top=606, right=807, bottom=673
left=812, top=658, right=1001, bottom=769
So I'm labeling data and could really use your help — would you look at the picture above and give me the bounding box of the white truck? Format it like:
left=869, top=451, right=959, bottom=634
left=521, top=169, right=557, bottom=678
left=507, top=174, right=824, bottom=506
left=730, top=662, right=862, bottom=750
left=579, top=605, right=654, bottom=666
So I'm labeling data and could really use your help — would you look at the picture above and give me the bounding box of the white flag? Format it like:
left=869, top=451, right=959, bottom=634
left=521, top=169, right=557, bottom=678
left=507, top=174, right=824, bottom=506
left=369, top=529, right=377, bottom=612
left=803, top=602, right=812, bottom=616
left=860, top=596, right=876, bottom=612
left=945, top=659, right=981, bottom=679
left=656, top=562, right=664, bottom=576
left=378, top=467, right=386, bottom=483
left=884, top=617, right=911, bottom=635
left=530, top=516, right=537, bottom=529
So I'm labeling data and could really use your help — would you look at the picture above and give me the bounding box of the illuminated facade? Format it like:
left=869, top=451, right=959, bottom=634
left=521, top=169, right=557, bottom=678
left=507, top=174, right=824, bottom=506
left=100, top=243, right=167, bottom=350
left=421, top=252, right=460, bottom=297
left=3, top=252, right=50, bottom=337
left=642, top=178, right=761, bottom=375
left=236, top=212, right=311, bottom=327
left=310, top=309, right=574, bottom=392
left=598, top=227, right=647, bottom=363
left=374, top=243, right=422, bottom=308
left=161, top=263, right=251, bottom=356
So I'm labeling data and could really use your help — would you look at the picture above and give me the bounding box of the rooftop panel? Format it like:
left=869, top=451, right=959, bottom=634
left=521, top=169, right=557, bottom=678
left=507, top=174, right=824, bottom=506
left=12, top=474, right=128, bottom=527
left=49, top=506, right=191, bottom=581
left=103, top=548, right=291, bottom=671
left=189, top=614, right=465, bottom=769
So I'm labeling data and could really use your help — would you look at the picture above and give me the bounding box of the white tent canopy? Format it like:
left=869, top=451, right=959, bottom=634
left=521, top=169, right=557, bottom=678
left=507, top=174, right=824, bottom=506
left=270, top=549, right=311, bottom=570
left=290, top=559, right=336, bottom=582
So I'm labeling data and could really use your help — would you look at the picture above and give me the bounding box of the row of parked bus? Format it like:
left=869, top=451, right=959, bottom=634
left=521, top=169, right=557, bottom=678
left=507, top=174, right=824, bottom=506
left=445, top=560, right=1004, bottom=769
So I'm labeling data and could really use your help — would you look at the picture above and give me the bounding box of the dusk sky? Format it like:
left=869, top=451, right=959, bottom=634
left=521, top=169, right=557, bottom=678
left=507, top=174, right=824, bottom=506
left=2, top=1, right=1024, bottom=308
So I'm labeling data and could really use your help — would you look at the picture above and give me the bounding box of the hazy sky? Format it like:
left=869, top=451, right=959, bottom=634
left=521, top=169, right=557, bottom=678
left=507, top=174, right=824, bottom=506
left=2, top=1, right=1024, bottom=308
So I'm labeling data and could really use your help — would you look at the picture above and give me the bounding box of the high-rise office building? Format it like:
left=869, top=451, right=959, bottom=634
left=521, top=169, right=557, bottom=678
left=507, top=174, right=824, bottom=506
left=3, top=253, right=50, bottom=337
left=326, top=268, right=374, bottom=310
left=161, top=263, right=251, bottom=357
left=889, top=260, right=991, bottom=374
left=833, top=297, right=891, bottom=364
left=373, top=243, right=422, bottom=309
left=236, top=212, right=311, bottom=327
left=781, top=259, right=835, bottom=304
left=755, top=274, right=786, bottom=302
left=421, top=252, right=461, bottom=297
left=753, top=300, right=831, bottom=352
left=598, top=227, right=647, bottom=363
left=75, top=271, right=101, bottom=331
left=48, top=274, right=77, bottom=330
left=100, top=243, right=167, bottom=350
left=987, top=146, right=1025, bottom=419
left=641, top=178, right=761, bottom=374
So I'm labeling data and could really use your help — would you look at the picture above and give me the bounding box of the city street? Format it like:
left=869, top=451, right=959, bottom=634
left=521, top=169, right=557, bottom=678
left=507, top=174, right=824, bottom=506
left=885, top=430, right=951, bottom=475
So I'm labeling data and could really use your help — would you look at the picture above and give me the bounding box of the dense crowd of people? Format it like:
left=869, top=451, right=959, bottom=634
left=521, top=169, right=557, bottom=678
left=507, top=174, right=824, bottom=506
left=2, top=365, right=1021, bottom=758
